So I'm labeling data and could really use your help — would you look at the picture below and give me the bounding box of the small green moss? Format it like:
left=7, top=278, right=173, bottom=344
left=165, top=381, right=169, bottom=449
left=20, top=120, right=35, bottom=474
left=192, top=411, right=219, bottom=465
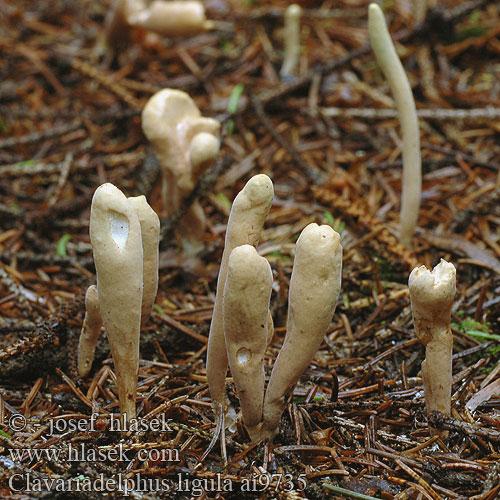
left=267, top=250, right=291, bottom=265
left=14, top=160, right=36, bottom=168
left=55, top=234, right=72, bottom=257
left=322, top=211, right=345, bottom=233
left=323, top=210, right=335, bottom=225
left=452, top=316, right=499, bottom=341
left=226, top=84, right=245, bottom=135
left=0, top=117, right=8, bottom=133
left=215, top=192, right=232, bottom=212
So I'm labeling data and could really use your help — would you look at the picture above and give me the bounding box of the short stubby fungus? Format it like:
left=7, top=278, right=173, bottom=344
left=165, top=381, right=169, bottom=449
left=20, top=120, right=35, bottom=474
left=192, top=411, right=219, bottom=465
left=78, top=285, right=103, bottom=378
left=104, top=0, right=213, bottom=54
left=128, top=1, right=214, bottom=36
left=409, top=259, right=456, bottom=433
left=141, top=88, right=220, bottom=252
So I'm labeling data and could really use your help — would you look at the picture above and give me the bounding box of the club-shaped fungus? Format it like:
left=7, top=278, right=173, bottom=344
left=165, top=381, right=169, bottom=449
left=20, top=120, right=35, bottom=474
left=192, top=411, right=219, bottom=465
left=280, top=4, right=302, bottom=79
left=222, top=245, right=273, bottom=441
left=78, top=184, right=159, bottom=424
left=142, top=88, right=220, bottom=252
left=207, top=175, right=274, bottom=421
left=409, top=259, right=456, bottom=435
left=368, top=3, right=421, bottom=248
left=260, top=223, right=342, bottom=439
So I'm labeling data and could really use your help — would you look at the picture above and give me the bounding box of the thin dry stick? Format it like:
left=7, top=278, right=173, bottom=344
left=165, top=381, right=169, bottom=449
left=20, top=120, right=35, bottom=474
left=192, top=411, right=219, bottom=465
left=320, top=107, right=500, bottom=120
left=47, top=153, right=73, bottom=209
left=251, top=95, right=319, bottom=184
left=71, top=58, right=142, bottom=109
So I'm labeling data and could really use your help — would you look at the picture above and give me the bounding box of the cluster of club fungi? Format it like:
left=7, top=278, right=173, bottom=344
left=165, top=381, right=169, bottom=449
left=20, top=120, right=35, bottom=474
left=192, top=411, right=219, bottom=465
left=77, top=4, right=457, bottom=443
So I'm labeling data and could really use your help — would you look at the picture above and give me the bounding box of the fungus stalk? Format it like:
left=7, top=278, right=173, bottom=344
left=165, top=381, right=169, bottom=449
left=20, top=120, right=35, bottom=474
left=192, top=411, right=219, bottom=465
left=368, top=3, right=421, bottom=248
left=78, top=285, right=103, bottom=378
left=206, top=175, right=274, bottom=420
left=409, top=259, right=456, bottom=434
left=260, top=223, right=342, bottom=439
left=223, top=245, right=272, bottom=441
left=128, top=195, right=160, bottom=327
left=280, top=4, right=301, bottom=79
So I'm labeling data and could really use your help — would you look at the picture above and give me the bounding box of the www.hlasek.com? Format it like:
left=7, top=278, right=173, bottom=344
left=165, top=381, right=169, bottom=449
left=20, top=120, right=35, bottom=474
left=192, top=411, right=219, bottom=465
left=8, top=442, right=180, bottom=464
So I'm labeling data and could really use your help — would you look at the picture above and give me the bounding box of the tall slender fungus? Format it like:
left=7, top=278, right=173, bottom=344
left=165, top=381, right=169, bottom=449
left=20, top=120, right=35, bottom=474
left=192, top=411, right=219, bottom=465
left=128, top=195, right=160, bottom=327
left=280, top=4, right=302, bottom=79
left=368, top=3, right=421, bottom=248
left=90, top=184, right=143, bottom=423
left=409, top=259, right=456, bottom=435
left=206, top=175, right=274, bottom=417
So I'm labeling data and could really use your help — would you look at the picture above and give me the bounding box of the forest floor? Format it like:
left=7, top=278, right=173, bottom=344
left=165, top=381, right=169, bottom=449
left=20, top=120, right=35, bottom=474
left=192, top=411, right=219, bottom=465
left=0, top=0, right=500, bottom=498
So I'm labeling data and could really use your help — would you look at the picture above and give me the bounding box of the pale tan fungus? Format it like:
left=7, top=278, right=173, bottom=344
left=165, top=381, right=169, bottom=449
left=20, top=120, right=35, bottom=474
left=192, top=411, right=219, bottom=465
left=222, top=245, right=273, bottom=441
left=261, top=223, right=342, bottom=439
left=78, top=285, right=103, bottom=378
left=128, top=195, right=160, bottom=327
left=368, top=3, right=421, bottom=248
left=409, top=259, right=456, bottom=429
left=128, top=1, right=214, bottom=36
left=103, top=0, right=213, bottom=54
left=90, top=183, right=143, bottom=423
left=280, top=4, right=302, bottom=78
left=206, top=174, right=274, bottom=413
left=141, top=89, right=220, bottom=250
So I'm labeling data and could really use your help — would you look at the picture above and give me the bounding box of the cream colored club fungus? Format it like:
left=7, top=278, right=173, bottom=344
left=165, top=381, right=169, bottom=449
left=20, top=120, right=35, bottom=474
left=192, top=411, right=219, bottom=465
left=260, top=223, right=342, bottom=439
left=368, top=3, right=421, bottom=248
left=128, top=1, right=214, bottom=36
left=280, top=4, right=302, bottom=79
left=222, top=245, right=273, bottom=442
left=78, top=183, right=160, bottom=423
left=78, top=285, right=103, bottom=378
left=206, top=175, right=342, bottom=443
left=207, top=175, right=274, bottom=415
left=128, top=195, right=160, bottom=327
left=104, top=0, right=213, bottom=53
left=142, top=88, right=220, bottom=251
left=409, top=259, right=456, bottom=428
